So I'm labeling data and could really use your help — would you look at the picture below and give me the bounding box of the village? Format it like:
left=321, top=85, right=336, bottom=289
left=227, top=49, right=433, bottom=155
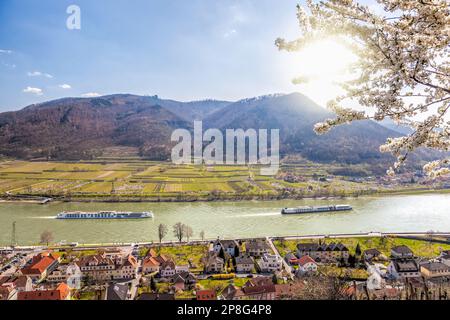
left=2, top=231, right=450, bottom=301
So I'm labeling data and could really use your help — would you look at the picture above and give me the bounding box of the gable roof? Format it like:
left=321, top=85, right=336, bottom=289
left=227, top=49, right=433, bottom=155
left=298, top=255, right=317, bottom=266
left=106, top=283, right=129, bottom=300
left=364, top=248, right=382, bottom=256
left=245, top=240, right=269, bottom=251
left=391, top=245, right=413, bottom=255
left=421, top=262, right=450, bottom=272
left=143, top=256, right=160, bottom=268
left=18, top=283, right=69, bottom=300
left=161, top=260, right=176, bottom=270
left=21, top=256, right=57, bottom=275
left=235, top=255, right=254, bottom=265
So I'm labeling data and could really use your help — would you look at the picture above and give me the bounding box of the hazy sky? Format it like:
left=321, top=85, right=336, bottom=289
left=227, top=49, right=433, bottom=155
left=0, top=0, right=319, bottom=112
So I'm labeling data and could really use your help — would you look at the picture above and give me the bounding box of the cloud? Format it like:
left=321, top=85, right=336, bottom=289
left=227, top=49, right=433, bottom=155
left=27, top=71, right=53, bottom=78
left=2, top=62, right=16, bottom=69
left=23, top=86, right=43, bottom=96
left=0, top=49, right=13, bottom=54
left=81, top=92, right=101, bottom=98
left=59, top=84, right=72, bottom=89
left=223, top=29, right=237, bottom=38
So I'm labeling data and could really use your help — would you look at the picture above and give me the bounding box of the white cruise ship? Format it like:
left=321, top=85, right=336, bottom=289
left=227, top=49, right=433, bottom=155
left=56, top=211, right=153, bottom=219
left=281, top=205, right=352, bottom=215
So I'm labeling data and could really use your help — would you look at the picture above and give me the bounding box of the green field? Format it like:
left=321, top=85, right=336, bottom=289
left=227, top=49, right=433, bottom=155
left=273, top=236, right=450, bottom=259
left=0, top=159, right=436, bottom=202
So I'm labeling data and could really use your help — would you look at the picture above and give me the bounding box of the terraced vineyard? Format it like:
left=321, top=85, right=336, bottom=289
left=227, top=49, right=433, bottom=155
left=0, top=158, right=427, bottom=202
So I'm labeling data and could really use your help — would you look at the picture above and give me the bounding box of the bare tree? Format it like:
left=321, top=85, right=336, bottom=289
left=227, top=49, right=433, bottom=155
left=173, top=222, right=185, bottom=243
left=291, top=274, right=350, bottom=300
left=184, top=225, right=193, bottom=242
left=40, top=230, right=54, bottom=246
left=158, top=224, right=168, bottom=243
left=199, top=230, right=205, bottom=241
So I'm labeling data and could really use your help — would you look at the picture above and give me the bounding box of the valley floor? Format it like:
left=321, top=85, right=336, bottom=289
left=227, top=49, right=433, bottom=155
left=0, top=159, right=448, bottom=203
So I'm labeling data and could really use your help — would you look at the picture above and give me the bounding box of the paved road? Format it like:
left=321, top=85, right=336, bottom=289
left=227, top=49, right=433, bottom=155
left=266, top=236, right=294, bottom=280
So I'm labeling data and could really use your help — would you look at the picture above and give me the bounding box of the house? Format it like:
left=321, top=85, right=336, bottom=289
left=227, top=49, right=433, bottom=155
left=274, top=283, right=298, bottom=299
left=440, top=254, right=450, bottom=267
left=196, top=289, right=216, bottom=300
left=222, top=277, right=277, bottom=300
left=119, top=255, right=138, bottom=279
left=0, top=284, right=16, bottom=300
left=105, top=282, right=131, bottom=300
left=213, top=239, right=240, bottom=257
left=142, top=250, right=169, bottom=274
left=391, top=245, right=414, bottom=259
left=364, top=249, right=382, bottom=261
left=20, top=252, right=60, bottom=282
left=284, top=253, right=299, bottom=265
left=387, top=259, right=420, bottom=279
left=257, top=253, right=283, bottom=273
left=47, top=263, right=82, bottom=289
left=159, top=260, right=176, bottom=278
left=297, top=255, right=317, bottom=274
left=241, top=283, right=276, bottom=300
left=17, top=282, right=70, bottom=300
left=204, top=254, right=225, bottom=273
left=77, top=253, right=138, bottom=281
left=175, top=265, right=189, bottom=274
left=420, top=262, right=450, bottom=278
left=220, top=284, right=245, bottom=300
left=244, top=276, right=273, bottom=288
left=235, top=255, right=254, bottom=273
left=171, top=272, right=196, bottom=291
left=296, top=242, right=349, bottom=263
left=245, top=240, right=270, bottom=257
left=0, top=276, right=31, bottom=300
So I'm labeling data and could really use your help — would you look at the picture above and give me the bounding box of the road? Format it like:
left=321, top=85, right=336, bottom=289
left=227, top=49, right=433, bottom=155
left=266, top=236, right=294, bottom=280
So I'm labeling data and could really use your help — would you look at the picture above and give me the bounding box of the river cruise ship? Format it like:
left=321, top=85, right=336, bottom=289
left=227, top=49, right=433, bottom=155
left=281, top=205, right=352, bottom=215
left=56, top=211, right=153, bottom=219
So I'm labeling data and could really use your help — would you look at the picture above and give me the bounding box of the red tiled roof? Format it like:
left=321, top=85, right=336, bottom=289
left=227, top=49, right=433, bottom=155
left=18, top=283, right=70, bottom=301
left=21, top=256, right=56, bottom=275
left=196, top=290, right=216, bottom=300
left=297, top=255, right=316, bottom=267
left=143, top=257, right=160, bottom=267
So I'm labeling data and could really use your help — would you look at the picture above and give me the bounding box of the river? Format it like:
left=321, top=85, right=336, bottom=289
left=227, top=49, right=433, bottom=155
left=0, top=193, right=449, bottom=246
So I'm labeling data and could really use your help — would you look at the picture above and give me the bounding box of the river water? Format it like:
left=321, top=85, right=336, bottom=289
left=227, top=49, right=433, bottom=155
left=0, top=193, right=449, bottom=245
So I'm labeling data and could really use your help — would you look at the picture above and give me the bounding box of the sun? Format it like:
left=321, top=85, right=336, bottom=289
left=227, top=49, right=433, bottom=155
left=283, top=38, right=358, bottom=107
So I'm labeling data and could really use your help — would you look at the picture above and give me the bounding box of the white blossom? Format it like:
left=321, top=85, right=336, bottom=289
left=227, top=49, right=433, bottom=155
left=276, top=0, right=450, bottom=178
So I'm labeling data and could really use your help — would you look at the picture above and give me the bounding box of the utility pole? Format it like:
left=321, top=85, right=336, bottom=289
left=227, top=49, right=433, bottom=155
left=11, top=221, right=16, bottom=248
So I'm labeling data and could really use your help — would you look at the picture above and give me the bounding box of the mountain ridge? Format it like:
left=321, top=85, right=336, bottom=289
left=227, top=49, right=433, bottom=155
left=0, top=92, right=428, bottom=167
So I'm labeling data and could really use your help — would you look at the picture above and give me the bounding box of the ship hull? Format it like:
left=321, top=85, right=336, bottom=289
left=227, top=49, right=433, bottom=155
left=281, top=206, right=352, bottom=215
left=56, top=211, right=153, bottom=220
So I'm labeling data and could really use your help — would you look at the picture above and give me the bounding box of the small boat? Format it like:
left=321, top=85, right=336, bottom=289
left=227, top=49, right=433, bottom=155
left=281, top=205, right=352, bottom=215
left=56, top=211, right=153, bottom=219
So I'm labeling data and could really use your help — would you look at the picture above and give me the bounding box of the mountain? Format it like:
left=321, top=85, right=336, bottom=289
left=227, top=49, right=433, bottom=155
left=0, top=94, right=192, bottom=160
left=204, top=93, right=401, bottom=164
left=0, top=92, right=432, bottom=167
left=379, top=118, right=414, bottom=135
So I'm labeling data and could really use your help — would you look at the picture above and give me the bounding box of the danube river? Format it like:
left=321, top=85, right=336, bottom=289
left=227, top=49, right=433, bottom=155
left=0, top=193, right=449, bottom=246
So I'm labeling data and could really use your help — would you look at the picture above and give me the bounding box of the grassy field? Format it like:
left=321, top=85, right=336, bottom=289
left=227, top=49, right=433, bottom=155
left=273, top=236, right=450, bottom=259
left=155, top=244, right=209, bottom=273
left=0, top=159, right=440, bottom=202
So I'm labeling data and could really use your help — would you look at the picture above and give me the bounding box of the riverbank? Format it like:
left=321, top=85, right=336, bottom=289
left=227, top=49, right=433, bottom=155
left=2, top=186, right=448, bottom=204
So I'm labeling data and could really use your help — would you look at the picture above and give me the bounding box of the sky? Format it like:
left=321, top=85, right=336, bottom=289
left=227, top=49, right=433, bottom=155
left=0, top=0, right=322, bottom=112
